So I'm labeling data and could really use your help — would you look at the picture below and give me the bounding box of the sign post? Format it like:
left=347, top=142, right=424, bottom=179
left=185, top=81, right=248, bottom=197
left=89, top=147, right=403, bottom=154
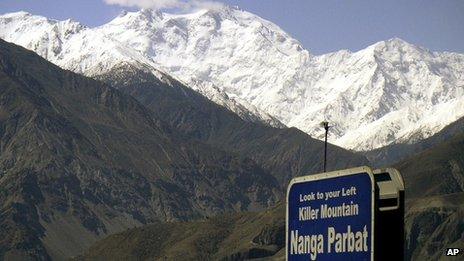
left=286, top=166, right=375, bottom=261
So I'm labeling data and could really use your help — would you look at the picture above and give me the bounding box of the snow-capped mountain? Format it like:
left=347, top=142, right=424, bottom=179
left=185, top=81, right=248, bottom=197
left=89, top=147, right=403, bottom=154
left=0, top=10, right=284, bottom=128
left=1, top=8, right=463, bottom=150
left=301, top=40, right=464, bottom=150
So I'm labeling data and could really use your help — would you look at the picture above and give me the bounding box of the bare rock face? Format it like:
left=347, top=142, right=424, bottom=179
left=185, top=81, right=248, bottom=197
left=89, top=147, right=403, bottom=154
left=398, top=129, right=464, bottom=260
left=405, top=194, right=464, bottom=261
left=79, top=119, right=464, bottom=261
left=0, top=40, right=282, bottom=260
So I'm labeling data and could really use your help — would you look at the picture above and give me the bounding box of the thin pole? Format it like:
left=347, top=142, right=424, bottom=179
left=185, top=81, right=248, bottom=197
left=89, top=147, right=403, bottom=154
left=322, top=121, right=330, bottom=172
left=324, top=127, right=328, bottom=172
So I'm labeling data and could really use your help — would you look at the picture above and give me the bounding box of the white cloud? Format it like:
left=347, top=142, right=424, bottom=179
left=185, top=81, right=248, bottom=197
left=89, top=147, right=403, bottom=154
left=191, top=0, right=225, bottom=10
left=103, top=0, right=224, bottom=10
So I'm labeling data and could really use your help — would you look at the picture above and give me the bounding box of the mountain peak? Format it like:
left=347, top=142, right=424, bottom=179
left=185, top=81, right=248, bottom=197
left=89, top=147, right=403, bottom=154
left=383, top=37, right=418, bottom=48
left=366, top=37, right=430, bottom=55
left=386, top=37, right=408, bottom=44
left=197, top=3, right=240, bottom=16
left=103, top=9, right=164, bottom=33
left=116, top=5, right=238, bottom=23
left=0, top=11, right=84, bottom=28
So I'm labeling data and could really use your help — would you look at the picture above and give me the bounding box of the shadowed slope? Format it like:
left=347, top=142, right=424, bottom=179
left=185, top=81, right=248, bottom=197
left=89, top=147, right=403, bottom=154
left=81, top=126, right=464, bottom=260
left=0, top=40, right=281, bottom=260
left=97, top=64, right=368, bottom=187
left=364, top=116, right=464, bottom=167
left=77, top=204, right=285, bottom=261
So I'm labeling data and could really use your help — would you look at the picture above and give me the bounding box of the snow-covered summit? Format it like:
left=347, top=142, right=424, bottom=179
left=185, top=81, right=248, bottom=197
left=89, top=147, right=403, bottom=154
left=0, top=9, right=284, bottom=127
left=1, top=9, right=463, bottom=150
left=300, top=38, right=464, bottom=149
left=0, top=11, right=85, bottom=60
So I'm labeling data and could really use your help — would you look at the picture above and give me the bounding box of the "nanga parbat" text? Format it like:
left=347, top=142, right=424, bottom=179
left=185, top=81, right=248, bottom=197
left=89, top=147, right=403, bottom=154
left=289, top=225, right=369, bottom=260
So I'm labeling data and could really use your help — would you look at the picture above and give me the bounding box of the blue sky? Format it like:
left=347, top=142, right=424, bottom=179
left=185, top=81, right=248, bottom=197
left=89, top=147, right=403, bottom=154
left=0, top=0, right=463, bottom=55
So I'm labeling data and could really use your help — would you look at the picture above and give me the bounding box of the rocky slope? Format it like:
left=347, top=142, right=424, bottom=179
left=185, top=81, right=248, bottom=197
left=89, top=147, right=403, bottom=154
left=79, top=126, right=464, bottom=261
left=77, top=204, right=285, bottom=261
left=0, top=39, right=282, bottom=260
left=364, top=115, right=464, bottom=167
left=96, top=63, right=368, bottom=186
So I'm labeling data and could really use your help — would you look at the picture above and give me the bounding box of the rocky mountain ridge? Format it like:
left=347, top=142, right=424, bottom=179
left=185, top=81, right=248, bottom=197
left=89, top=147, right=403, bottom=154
left=0, top=39, right=281, bottom=260
left=1, top=8, right=463, bottom=150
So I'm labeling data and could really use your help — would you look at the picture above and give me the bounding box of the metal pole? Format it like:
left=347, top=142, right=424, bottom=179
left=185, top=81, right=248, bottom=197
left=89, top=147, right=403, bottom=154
left=321, top=121, right=330, bottom=172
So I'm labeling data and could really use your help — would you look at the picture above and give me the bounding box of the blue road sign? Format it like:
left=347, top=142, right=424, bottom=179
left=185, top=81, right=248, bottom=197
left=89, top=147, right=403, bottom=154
left=286, top=166, right=375, bottom=261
